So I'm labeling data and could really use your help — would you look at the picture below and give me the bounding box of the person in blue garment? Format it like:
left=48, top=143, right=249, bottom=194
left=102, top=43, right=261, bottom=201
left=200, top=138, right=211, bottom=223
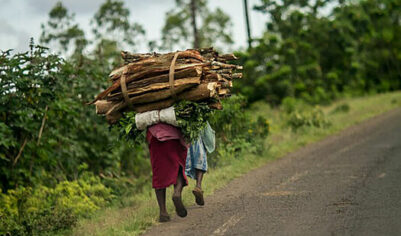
left=185, top=122, right=215, bottom=206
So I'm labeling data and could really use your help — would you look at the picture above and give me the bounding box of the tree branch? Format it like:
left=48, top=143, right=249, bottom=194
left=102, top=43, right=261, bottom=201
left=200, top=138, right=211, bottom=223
left=37, top=105, right=49, bottom=145
left=13, top=138, right=28, bottom=167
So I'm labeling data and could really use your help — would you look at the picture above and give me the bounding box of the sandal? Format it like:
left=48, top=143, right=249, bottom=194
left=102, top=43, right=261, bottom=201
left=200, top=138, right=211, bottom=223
left=192, top=187, right=205, bottom=206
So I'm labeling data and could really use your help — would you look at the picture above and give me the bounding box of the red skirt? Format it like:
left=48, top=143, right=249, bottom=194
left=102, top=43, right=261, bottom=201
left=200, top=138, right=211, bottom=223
left=148, top=134, right=188, bottom=189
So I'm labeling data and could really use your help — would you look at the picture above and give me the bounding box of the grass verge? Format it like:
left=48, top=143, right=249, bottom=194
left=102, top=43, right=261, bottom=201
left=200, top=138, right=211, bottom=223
left=71, top=92, right=401, bottom=236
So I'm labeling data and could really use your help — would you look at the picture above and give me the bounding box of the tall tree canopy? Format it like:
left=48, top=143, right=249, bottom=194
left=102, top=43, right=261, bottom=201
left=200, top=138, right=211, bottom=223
left=40, top=2, right=87, bottom=56
left=91, top=0, right=145, bottom=62
left=161, top=0, right=234, bottom=50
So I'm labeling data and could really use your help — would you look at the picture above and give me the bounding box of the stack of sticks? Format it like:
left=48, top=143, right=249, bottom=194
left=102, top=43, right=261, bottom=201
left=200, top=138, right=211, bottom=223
left=91, top=47, right=242, bottom=124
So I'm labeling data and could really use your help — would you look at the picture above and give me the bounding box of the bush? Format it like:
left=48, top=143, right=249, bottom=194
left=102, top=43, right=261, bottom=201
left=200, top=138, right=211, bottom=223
left=287, top=107, right=330, bottom=131
left=0, top=173, right=113, bottom=235
left=208, top=95, right=270, bottom=167
left=330, top=103, right=350, bottom=114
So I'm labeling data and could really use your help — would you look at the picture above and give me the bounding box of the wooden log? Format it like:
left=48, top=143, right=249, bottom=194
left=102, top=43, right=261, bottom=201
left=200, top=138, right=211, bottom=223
left=104, top=82, right=220, bottom=122
left=127, top=77, right=201, bottom=104
left=105, top=81, right=199, bottom=115
left=220, top=81, right=233, bottom=88
left=107, top=66, right=201, bottom=96
left=218, top=54, right=238, bottom=61
left=121, top=51, right=155, bottom=62
left=209, top=68, right=233, bottom=74
left=232, top=73, right=243, bottom=79
left=220, top=73, right=233, bottom=80
left=218, top=88, right=230, bottom=96
left=90, top=63, right=206, bottom=104
left=133, top=99, right=175, bottom=113
left=109, top=61, right=205, bottom=81
left=208, top=101, right=223, bottom=110
left=204, top=73, right=221, bottom=82
left=106, top=112, right=123, bottom=124
left=95, top=100, right=117, bottom=114
left=211, top=61, right=237, bottom=69
left=178, top=82, right=218, bottom=101
left=133, top=83, right=218, bottom=113
left=106, top=76, right=202, bottom=101
left=125, top=66, right=202, bottom=90
left=116, top=50, right=204, bottom=75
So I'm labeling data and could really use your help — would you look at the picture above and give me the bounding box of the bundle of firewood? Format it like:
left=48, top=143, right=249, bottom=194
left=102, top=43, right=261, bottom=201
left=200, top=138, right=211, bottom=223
left=91, top=47, right=242, bottom=124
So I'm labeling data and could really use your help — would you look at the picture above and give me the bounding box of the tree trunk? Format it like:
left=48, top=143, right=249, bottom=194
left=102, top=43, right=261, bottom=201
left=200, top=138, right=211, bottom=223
left=243, top=0, right=252, bottom=49
left=190, top=0, right=200, bottom=48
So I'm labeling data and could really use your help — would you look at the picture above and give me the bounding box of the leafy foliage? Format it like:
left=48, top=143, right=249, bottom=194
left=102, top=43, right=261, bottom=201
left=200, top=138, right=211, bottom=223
left=161, top=0, right=233, bottom=50
left=174, top=100, right=213, bottom=142
left=209, top=95, right=270, bottom=167
left=91, top=0, right=145, bottom=64
left=235, top=0, right=401, bottom=105
left=115, top=100, right=213, bottom=144
left=92, top=0, right=145, bottom=48
left=287, top=107, right=331, bottom=130
left=0, top=172, right=113, bottom=235
left=40, top=2, right=87, bottom=56
left=114, top=111, right=145, bottom=146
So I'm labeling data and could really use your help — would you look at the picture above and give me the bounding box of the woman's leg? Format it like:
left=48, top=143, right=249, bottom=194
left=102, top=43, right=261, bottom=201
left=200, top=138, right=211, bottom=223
left=155, top=188, right=170, bottom=222
left=193, top=169, right=205, bottom=206
left=195, top=169, right=205, bottom=189
left=173, top=167, right=187, bottom=217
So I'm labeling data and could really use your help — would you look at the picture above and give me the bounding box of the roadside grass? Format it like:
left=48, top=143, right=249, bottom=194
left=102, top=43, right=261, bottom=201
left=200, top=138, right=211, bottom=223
left=71, top=91, right=401, bottom=236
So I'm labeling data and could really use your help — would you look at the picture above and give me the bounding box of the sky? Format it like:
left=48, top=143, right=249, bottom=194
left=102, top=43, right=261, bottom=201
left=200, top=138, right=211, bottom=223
left=0, top=0, right=268, bottom=54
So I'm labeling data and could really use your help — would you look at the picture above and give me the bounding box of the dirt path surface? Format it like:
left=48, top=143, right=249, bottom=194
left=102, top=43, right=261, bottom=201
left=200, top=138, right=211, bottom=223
left=143, top=108, right=401, bottom=236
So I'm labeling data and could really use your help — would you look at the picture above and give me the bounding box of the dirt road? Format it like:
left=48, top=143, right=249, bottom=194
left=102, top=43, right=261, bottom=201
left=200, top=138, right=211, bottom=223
left=144, top=108, right=401, bottom=236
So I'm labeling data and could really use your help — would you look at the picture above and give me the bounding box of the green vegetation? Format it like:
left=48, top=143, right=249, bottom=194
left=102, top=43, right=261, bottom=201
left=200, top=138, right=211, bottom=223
left=235, top=0, right=401, bottom=105
left=116, top=101, right=214, bottom=145
left=1, top=0, right=401, bottom=235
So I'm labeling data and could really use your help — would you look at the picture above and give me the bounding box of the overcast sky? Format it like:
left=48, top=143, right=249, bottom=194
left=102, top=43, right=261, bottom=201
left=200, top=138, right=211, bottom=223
left=0, top=0, right=267, bottom=54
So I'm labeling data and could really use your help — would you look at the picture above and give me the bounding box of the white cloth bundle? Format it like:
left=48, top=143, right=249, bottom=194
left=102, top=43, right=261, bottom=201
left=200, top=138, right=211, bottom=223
left=160, top=106, right=178, bottom=127
left=135, top=106, right=178, bottom=130
left=135, top=110, right=160, bottom=130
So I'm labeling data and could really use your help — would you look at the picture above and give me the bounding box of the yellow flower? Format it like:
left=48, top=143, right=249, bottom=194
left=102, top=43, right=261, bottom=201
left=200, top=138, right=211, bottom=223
left=248, top=129, right=253, bottom=134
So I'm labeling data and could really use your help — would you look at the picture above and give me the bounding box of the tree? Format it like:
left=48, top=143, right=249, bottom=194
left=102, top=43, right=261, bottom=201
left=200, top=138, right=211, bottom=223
left=161, top=0, right=233, bottom=50
left=243, top=0, right=253, bottom=49
left=235, top=0, right=401, bottom=105
left=40, top=1, right=87, bottom=56
left=91, top=0, right=145, bottom=63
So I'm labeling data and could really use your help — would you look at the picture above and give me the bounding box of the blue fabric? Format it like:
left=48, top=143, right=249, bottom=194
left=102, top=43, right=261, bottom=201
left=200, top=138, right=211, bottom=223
left=185, top=136, right=208, bottom=179
left=185, top=123, right=215, bottom=179
left=200, top=122, right=215, bottom=153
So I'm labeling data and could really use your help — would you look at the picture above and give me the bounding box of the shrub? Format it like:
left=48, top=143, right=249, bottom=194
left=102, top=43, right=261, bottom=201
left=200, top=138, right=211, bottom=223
left=0, top=173, right=113, bottom=235
left=208, top=95, right=270, bottom=167
left=287, top=107, right=330, bottom=131
left=330, top=103, right=350, bottom=114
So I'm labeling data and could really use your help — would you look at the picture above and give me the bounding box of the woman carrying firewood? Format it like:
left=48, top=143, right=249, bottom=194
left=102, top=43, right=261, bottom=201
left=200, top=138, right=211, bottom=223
left=91, top=48, right=241, bottom=222
left=185, top=122, right=215, bottom=206
left=146, top=122, right=189, bottom=222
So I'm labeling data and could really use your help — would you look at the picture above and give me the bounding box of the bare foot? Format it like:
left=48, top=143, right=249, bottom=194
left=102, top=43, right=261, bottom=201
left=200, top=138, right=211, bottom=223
left=159, top=214, right=171, bottom=222
left=172, top=194, right=187, bottom=217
